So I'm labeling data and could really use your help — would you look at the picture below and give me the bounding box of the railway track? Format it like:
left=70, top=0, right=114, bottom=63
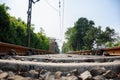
left=0, top=42, right=120, bottom=79
left=0, top=42, right=55, bottom=56
left=0, top=54, right=120, bottom=80
left=67, top=46, right=120, bottom=56
left=0, top=42, right=120, bottom=56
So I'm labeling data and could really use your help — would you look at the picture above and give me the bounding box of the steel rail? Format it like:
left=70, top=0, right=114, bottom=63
left=0, top=42, right=55, bottom=56
left=67, top=46, right=120, bottom=56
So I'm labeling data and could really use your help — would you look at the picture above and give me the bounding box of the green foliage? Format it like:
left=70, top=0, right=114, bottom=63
left=62, top=42, right=70, bottom=53
left=63, top=17, right=118, bottom=52
left=0, top=4, right=11, bottom=42
left=0, top=4, right=50, bottom=50
left=65, top=27, right=77, bottom=50
left=106, top=41, right=120, bottom=47
left=114, top=42, right=120, bottom=46
left=36, top=32, right=50, bottom=50
left=105, top=42, right=114, bottom=47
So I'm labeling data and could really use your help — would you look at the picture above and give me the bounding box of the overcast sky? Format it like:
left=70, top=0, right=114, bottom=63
left=1, top=0, right=120, bottom=49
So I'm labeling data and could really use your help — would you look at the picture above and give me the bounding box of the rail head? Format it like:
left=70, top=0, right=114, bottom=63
left=66, top=46, right=120, bottom=56
left=0, top=42, right=55, bottom=56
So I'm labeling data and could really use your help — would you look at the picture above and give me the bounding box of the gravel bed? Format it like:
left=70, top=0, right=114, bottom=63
left=0, top=54, right=120, bottom=80
left=0, top=66, right=120, bottom=80
left=13, top=54, right=120, bottom=63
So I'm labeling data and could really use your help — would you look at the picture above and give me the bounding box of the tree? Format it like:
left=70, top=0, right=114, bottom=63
left=36, top=32, right=50, bottom=50
left=65, top=27, right=77, bottom=50
left=114, top=42, right=120, bottom=47
left=63, top=17, right=118, bottom=52
left=73, top=18, right=96, bottom=50
left=62, top=42, right=70, bottom=53
left=0, top=4, right=11, bottom=42
left=66, top=18, right=96, bottom=50
left=96, top=26, right=116, bottom=48
left=0, top=4, right=51, bottom=50
left=9, top=16, right=27, bottom=46
left=83, top=27, right=97, bottom=50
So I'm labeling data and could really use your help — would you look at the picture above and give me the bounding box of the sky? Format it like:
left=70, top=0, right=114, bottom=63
left=0, top=0, right=120, bottom=50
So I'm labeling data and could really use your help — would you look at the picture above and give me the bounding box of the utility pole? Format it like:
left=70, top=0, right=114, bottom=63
left=27, top=0, right=40, bottom=47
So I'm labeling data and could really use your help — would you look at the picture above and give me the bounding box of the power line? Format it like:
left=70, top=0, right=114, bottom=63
left=59, top=0, right=64, bottom=43
left=62, top=0, right=64, bottom=42
left=59, top=0, right=62, bottom=41
left=44, top=0, right=64, bottom=45
left=44, top=0, right=59, bottom=12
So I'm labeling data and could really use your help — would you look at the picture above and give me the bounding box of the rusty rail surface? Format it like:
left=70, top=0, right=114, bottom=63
left=104, top=46, right=120, bottom=55
left=67, top=46, right=120, bottom=56
left=0, top=42, right=55, bottom=56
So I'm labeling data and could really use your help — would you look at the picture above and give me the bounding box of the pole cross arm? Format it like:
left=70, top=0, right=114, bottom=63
left=32, top=0, right=40, bottom=4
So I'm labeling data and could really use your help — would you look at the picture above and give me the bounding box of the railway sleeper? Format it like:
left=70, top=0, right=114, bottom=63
left=7, top=49, right=17, bottom=56
left=25, top=49, right=38, bottom=56
left=91, top=49, right=110, bottom=56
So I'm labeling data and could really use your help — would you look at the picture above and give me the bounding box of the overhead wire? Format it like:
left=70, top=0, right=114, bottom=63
left=43, top=0, right=64, bottom=43
left=59, top=0, right=62, bottom=42
left=62, top=0, right=64, bottom=42
left=59, top=0, right=64, bottom=43
left=44, top=0, right=59, bottom=12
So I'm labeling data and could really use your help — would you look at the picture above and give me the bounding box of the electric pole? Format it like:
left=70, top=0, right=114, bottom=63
left=27, top=0, right=40, bottom=47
